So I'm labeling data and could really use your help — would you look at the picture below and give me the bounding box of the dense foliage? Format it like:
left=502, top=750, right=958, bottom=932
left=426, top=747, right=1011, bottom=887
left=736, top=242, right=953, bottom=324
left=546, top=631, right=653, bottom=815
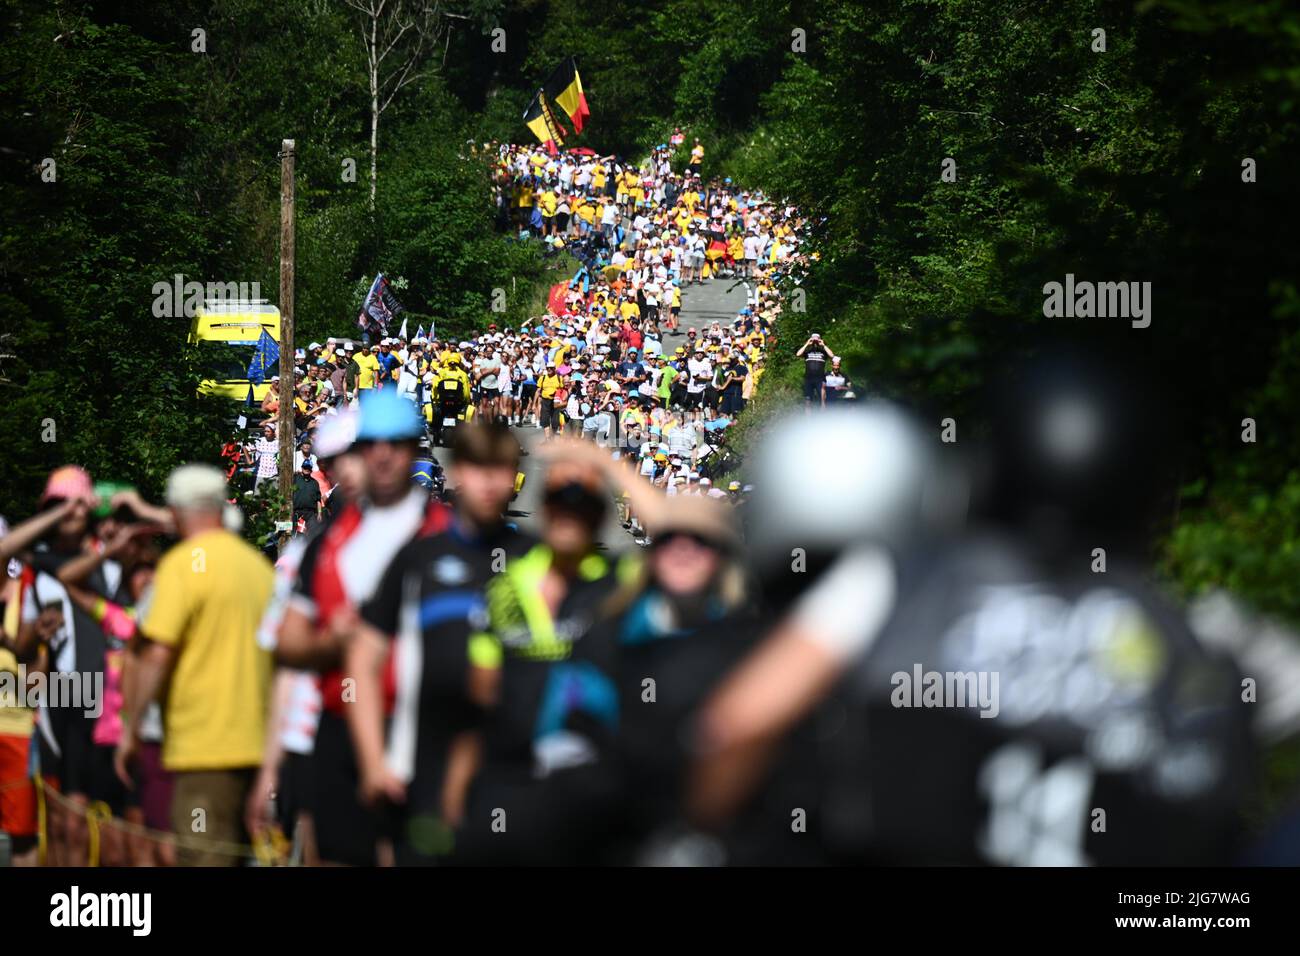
left=2, top=0, right=1297, bottom=632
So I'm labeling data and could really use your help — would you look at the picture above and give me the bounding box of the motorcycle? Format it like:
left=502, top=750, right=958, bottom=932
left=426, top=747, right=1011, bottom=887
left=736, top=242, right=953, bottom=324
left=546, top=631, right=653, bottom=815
left=434, top=378, right=468, bottom=446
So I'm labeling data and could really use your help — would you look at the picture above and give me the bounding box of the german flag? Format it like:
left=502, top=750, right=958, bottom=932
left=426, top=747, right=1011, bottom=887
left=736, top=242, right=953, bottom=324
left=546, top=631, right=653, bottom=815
left=523, top=89, right=566, bottom=155
left=544, top=57, right=590, bottom=134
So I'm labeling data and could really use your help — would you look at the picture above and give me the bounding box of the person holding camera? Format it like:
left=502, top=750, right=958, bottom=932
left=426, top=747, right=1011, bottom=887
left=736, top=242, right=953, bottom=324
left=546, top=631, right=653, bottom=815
left=795, top=333, right=837, bottom=407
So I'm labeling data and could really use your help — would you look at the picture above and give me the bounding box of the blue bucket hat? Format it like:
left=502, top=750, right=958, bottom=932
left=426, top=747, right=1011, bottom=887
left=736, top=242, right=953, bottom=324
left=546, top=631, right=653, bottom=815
left=357, top=388, right=424, bottom=442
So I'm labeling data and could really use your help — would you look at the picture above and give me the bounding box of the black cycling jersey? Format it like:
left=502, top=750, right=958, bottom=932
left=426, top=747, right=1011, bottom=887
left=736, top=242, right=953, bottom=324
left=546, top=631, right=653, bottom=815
left=819, top=532, right=1255, bottom=866
left=803, top=347, right=828, bottom=379
left=360, top=519, right=534, bottom=864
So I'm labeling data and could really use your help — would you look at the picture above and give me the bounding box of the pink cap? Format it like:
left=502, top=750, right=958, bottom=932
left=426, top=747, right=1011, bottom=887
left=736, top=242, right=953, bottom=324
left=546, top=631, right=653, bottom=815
left=40, top=465, right=94, bottom=505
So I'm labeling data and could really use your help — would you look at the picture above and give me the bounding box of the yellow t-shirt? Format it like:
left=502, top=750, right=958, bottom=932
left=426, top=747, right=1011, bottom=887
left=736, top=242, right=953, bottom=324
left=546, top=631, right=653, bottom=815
left=591, top=165, right=606, bottom=189
left=142, top=529, right=274, bottom=771
left=575, top=200, right=597, bottom=224
left=539, top=373, right=562, bottom=399
left=0, top=648, right=32, bottom=736
left=0, top=590, right=33, bottom=736
left=354, top=352, right=380, bottom=389
left=516, top=185, right=534, bottom=209
left=539, top=190, right=558, bottom=217
left=620, top=300, right=641, bottom=320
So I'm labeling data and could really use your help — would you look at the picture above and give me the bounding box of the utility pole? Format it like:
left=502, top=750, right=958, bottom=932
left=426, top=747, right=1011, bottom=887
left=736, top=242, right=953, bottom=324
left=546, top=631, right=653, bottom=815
left=277, top=139, right=296, bottom=514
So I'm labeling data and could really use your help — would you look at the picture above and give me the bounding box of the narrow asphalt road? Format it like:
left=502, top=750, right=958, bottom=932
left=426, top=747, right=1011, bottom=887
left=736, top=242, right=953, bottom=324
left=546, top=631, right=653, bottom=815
left=429, top=276, right=750, bottom=551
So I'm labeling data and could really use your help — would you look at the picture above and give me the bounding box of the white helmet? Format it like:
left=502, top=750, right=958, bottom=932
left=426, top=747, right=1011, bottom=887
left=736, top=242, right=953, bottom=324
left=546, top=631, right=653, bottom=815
left=315, top=407, right=358, bottom=459
left=747, top=403, right=957, bottom=573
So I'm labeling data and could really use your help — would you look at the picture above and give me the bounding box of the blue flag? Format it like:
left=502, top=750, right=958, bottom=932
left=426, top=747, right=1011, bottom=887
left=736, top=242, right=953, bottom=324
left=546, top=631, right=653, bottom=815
left=247, top=329, right=280, bottom=385
left=415, top=324, right=426, bottom=341
left=245, top=384, right=255, bottom=407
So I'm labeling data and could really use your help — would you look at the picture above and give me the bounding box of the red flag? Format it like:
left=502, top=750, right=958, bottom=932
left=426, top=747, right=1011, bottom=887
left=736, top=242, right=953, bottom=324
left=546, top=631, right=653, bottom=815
left=547, top=282, right=569, bottom=316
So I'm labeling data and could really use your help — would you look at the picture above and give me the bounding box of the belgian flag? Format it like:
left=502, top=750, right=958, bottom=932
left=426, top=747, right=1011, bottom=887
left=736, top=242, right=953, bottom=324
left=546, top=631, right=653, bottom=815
left=524, top=89, right=566, bottom=155
left=544, top=57, right=590, bottom=134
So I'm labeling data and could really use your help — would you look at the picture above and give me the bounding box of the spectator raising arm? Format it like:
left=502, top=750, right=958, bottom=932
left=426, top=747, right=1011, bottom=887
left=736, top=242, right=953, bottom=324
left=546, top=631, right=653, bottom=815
left=0, top=499, right=78, bottom=564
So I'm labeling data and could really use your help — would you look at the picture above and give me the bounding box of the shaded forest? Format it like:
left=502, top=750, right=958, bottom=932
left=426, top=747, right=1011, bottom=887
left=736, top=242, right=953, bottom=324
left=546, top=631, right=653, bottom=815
left=2, top=0, right=1298, bottom=628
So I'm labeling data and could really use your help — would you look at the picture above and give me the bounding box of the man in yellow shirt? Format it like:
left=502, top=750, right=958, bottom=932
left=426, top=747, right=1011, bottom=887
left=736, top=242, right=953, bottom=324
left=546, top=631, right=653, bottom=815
left=538, top=187, right=558, bottom=236
left=117, top=464, right=274, bottom=866
left=537, top=362, right=564, bottom=439
left=354, top=343, right=381, bottom=391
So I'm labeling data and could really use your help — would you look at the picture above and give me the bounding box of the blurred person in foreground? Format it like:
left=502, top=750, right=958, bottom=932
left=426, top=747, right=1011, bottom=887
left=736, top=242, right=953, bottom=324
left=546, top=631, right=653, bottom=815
left=272, top=392, right=447, bottom=865
left=10, top=466, right=112, bottom=866
left=690, top=357, right=1256, bottom=865
left=56, top=522, right=163, bottom=866
left=455, top=446, right=633, bottom=864
left=346, top=422, right=531, bottom=865
left=115, top=464, right=275, bottom=866
left=0, top=515, right=44, bottom=866
left=563, top=441, right=763, bottom=864
left=246, top=408, right=362, bottom=864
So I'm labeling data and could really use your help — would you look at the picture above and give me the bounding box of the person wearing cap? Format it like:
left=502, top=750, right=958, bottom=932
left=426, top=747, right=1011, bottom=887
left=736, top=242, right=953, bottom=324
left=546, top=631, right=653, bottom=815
left=517, top=437, right=755, bottom=857
left=7, top=466, right=112, bottom=865
left=115, top=463, right=274, bottom=866
left=685, top=346, right=711, bottom=416
left=345, top=422, right=531, bottom=860
left=375, top=340, right=400, bottom=389
left=653, top=354, right=677, bottom=409
left=620, top=395, right=647, bottom=449
left=327, top=351, right=348, bottom=408
left=272, top=389, right=449, bottom=866
left=292, top=459, right=323, bottom=532
left=616, top=346, right=643, bottom=384
left=537, top=360, right=564, bottom=440
left=597, top=495, right=755, bottom=852
left=821, top=355, right=850, bottom=406
left=666, top=411, right=700, bottom=467
left=473, top=343, right=504, bottom=425
left=433, top=353, right=472, bottom=436
left=796, top=333, right=836, bottom=407
left=252, top=422, right=279, bottom=492
left=260, top=375, right=282, bottom=417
